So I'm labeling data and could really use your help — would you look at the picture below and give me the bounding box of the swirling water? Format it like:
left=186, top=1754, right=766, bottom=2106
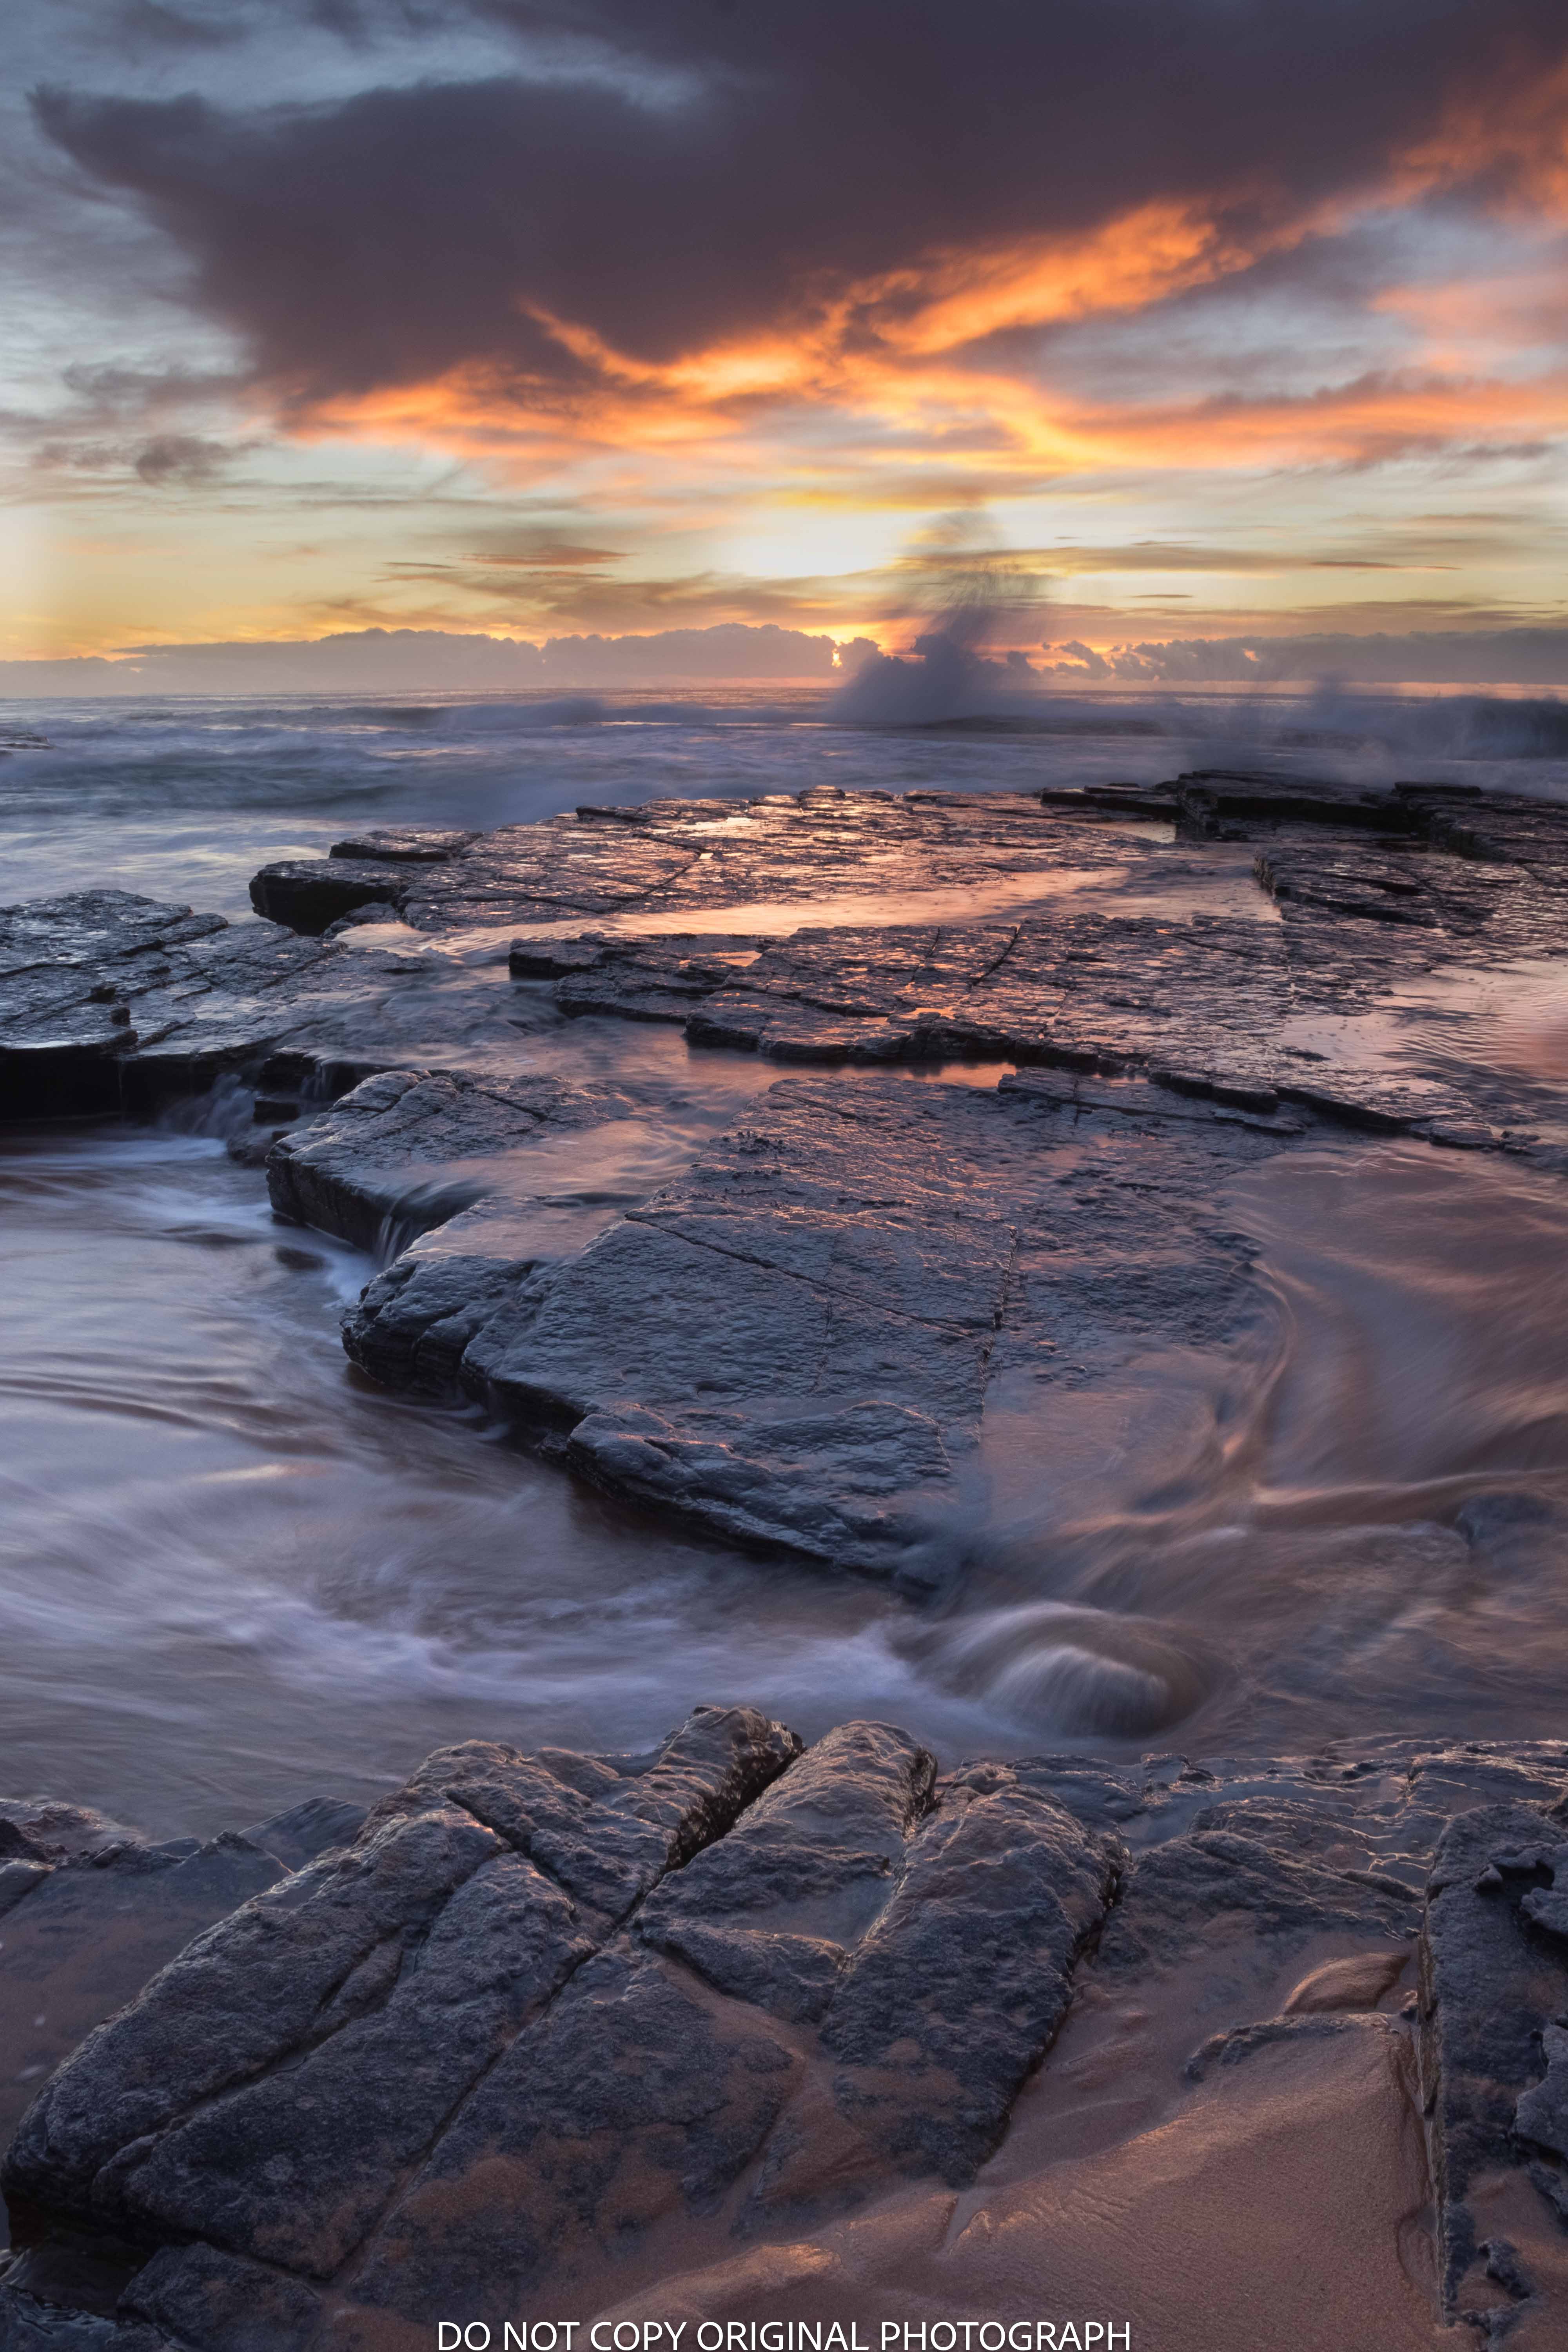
left=5, top=682, right=1568, bottom=1836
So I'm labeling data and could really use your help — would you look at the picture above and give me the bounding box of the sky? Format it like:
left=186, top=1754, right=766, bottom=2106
left=6, top=0, right=1568, bottom=685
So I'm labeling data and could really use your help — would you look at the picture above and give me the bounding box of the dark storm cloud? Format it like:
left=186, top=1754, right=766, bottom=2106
left=114, top=2, right=248, bottom=49
left=30, top=0, right=1568, bottom=407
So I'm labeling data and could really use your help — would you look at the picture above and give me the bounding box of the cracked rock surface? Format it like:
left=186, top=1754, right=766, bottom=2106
left=6, top=1730, right=1568, bottom=2345
left=334, top=1065, right=1286, bottom=1577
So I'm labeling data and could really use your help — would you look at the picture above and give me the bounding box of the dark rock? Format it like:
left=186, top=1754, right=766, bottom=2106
left=817, top=1766, right=1120, bottom=2180
left=266, top=1066, right=637, bottom=1254
left=0, top=891, right=225, bottom=1116
left=343, top=1251, right=546, bottom=1392
left=13, top=775, right=1568, bottom=1154
left=1172, top=770, right=1412, bottom=837
left=0, top=1711, right=1120, bottom=2333
left=1002, top=1757, right=1147, bottom=1831
left=548, top=935, right=764, bottom=1025
left=0, top=1864, right=50, bottom=1920
left=452, top=1077, right=1024, bottom=1568
left=1255, top=841, right=1443, bottom=926
left=0, top=1833, right=284, bottom=2164
left=637, top=1721, right=936, bottom=2020
left=105, top=1847, right=591, bottom=2277
left=326, top=829, right=476, bottom=864
left=16, top=1727, right=1568, bottom=2338
left=336, top=1727, right=1114, bottom=2325
left=1097, top=1825, right=1416, bottom=1979
left=1530, top=2160, right=1568, bottom=2225
left=1418, top=1802, right=1568, bottom=2312
left=412, top=1702, right=804, bottom=1921
left=343, top=1939, right=802, bottom=2330
left=119, top=2243, right=321, bottom=2352
left=0, top=2287, right=172, bottom=2349
left=2, top=1806, right=502, bottom=2232
left=1483, top=2238, right=1535, bottom=2301
left=427, top=1069, right=1286, bottom=1573
left=1514, top=2023, right=1568, bottom=2164
left=0, top=890, right=357, bottom=1121
left=234, top=1799, right=367, bottom=1874
left=247, top=858, right=409, bottom=935
left=2, top=1706, right=796, bottom=2288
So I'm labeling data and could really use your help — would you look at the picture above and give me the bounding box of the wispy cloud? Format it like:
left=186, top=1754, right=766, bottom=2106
left=6, top=0, right=1568, bottom=666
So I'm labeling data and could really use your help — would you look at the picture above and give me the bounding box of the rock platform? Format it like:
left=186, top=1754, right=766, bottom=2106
left=6, top=771, right=1568, bottom=1585
left=4, top=1720, right=1568, bottom=2345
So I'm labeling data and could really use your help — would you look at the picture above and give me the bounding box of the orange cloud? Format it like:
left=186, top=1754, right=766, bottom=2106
left=849, top=198, right=1285, bottom=356
left=281, top=163, right=1568, bottom=567
left=298, top=189, right=1293, bottom=457
left=303, top=332, right=1568, bottom=512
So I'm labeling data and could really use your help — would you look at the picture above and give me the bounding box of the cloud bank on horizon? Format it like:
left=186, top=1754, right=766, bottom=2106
left=5, top=0, right=1568, bottom=680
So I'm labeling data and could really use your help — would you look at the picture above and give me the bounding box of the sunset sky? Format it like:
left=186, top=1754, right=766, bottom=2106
left=7, top=0, right=1568, bottom=682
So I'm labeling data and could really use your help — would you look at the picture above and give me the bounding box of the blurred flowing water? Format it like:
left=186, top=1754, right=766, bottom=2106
left=4, top=682, right=1568, bottom=1835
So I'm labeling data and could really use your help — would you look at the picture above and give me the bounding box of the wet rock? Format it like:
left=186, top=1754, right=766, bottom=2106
left=257, top=788, right=1158, bottom=945
left=13, top=775, right=1568, bottom=1151
left=705, top=911, right=1292, bottom=1094
left=247, top=858, right=414, bottom=935
left=14, top=1728, right=1568, bottom=2339
left=234, top=1799, right=367, bottom=1874
left=331, top=1073, right=1298, bottom=1581
left=1, top=1707, right=796, bottom=2287
left=513, top=880, right=1523, bottom=1142
left=104, top=1847, right=592, bottom=2278
left=2, top=1803, right=500, bottom=2234
left=1410, top=785, right=1568, bottom=882
left=406, top=1702, right=805, bottom=1922
left=1417, top=1802, right=1568, bottom=2312
left=342, top=1250, right=544, bottom=1391
left=1172, top=770, right=1413, bottom=838
left=326, top=829, right=477, bottom=864
left=0, top=891, right=226, bottom=1117
left=0, top=1833, right=286, bottom=2212
left=817, top=1763, right=1119, bottom=2180
left=0, top=1826, right=48, bottom=1868
left=0, top=2286, right=173, bottom=2349
left=1000, top=1756, right=1147, bottom=1831
left=265, top=1065, right=639, bottom=1253
left=1097, top=1823, right=1417, bottom=1979
left=348, top=1941, right=799, bottom=2332
left=0, top=889, right=359, bottom=1120
left=0, top=1712, right=1121, bottom=2336
left=0, top=1864, right=50, bottom=1920
left=449, top=1077, right=1025, bottom=1569
left=1517, top=2023, right=1568, bottom=2161
left=119, top=2243, right=321, bottom=2352
left=538, top=934, right=764, bottom=1024
left=338, top=1736, right=1116, bottom=2329
left=1255, top=841, right=1443, bottom=926
left=636, top=1721, right=937, bottom=2020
